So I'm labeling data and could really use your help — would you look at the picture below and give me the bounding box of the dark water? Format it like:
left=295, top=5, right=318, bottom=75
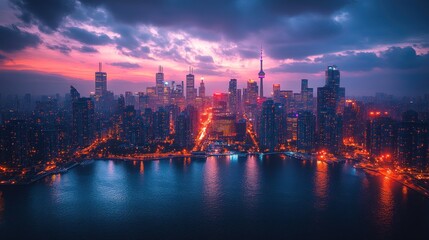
left=1, top=155, right=429, bottom=239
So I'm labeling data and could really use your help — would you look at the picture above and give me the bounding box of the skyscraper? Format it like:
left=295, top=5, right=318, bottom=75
left=259, top=100, right=285, bottom=151
left=397, top=110, right=428, bottom=167
left=228, top=79, right=238, bottom=114
left=317, top=66, right=345, bottom=154
left=156, top=66, right=164, bottom=97
left=273, top=84, right=280, bottom=102
left=186, top=67, right=195, bottom=103
left=300, top=79, right=313, bottom=111
left=258, top=47, right=265, bottom=98
left=199, top=77, right=205, bottom=98
left=366, top=112, right=397, bottom=158
left=297, top=111, right=316, bottom=152
left=174, top=111, right=191, bottom=148
left=72, top=97, right=95, bottom=147
left=95, top=62, right=107, bottom=96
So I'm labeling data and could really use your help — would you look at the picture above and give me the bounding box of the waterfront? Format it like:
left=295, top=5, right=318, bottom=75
left=1, top=155, right=429, bottom=239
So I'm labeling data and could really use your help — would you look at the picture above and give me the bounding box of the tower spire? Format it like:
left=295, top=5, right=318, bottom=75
left=260, top=45, right=263, bottom=70
left=258, top=45, right=265, bottom=98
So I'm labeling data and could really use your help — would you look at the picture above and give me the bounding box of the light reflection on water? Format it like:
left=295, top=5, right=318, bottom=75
left=314, top=161, right=328, bottom=210
left=0, top=156, right=428, bottom=239
left=244, top=155, right=259, bottom=210
left=203, top=156, right=221, bottom=219
left=376, top=176, right=394, bottom=235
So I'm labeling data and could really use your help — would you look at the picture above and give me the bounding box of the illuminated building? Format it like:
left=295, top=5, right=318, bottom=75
left=153, top=107, right=170, bottom=141
left=213, top=93, right=228, bottom=113
left=300, top=79, right=313, bottom=111
left=185, top=105, right=199, bottom=139
left=273, top=84, right=280, bottom=102
left=95, top=62, right=107, bottom=96
left=397, top=110, right=428, bottom=167
left=141, top=108, right=154, bottom=144
left=123, top=105, right=137, bottom=144
left=211, top=114, right=236, bottom=139
left=162, top=82, right=171, bottom=105
left=297, top=111, right=316, bottom=152
left=365, top=112, right=397, bottom=157
left=259, top=100, right=285, bottom=151
left=286, top=112, right=298, bottom=145
left=317, top=66, right=345, bottom=154
left=243, top=79, right=258, bottom=119
left=258, top=46, right=265, bottom=98
left=186, top=67, right=196, bottom=103
left=72, top=97, right=95, bottom=147
left=199, top=78, right=205, bottom=98
left=156, top=66, right=164, bottom=97
left=343, top=100, right=365, bottom=145
left=174, top=111, right=192, bottom=148
left=228, top=79, right=238, bottom=114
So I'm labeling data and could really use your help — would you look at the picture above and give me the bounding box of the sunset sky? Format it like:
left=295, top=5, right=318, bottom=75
left=0, top=0, right=428, bottom=96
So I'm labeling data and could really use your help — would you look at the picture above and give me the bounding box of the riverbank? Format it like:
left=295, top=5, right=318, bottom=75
left=357, top=165, right=429, bottom=198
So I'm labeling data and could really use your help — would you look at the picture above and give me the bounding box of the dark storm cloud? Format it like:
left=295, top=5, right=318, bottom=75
left=110, top=62, right=141, bottom=69
left=264, top=0, right=352, bottom=15
left=63, top=27, right=112, bottom=45
left=271, top=46, right=429, bottom=74
left=74, top=45, right=98, bottom=53
left=78, top=0, right=351, bottom=43
left=379, top=46, right=428, bottom=69
left=0, top=25, right=41, bottom=52
left=46, top=44, right=72, bottom=55
left=11, top=0, right=76, bottom=30
left=7, top=0, right=429, bottom=61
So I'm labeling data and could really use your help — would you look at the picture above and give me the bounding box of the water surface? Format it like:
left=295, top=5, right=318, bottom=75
left=0, top=155, right=428, bottom=239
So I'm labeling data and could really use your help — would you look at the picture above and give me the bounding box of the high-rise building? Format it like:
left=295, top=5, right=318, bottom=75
left=154, top=107, right=170, bottom=141
left=259, top=100, right=285, bottom=151
left=397, top=110, right=428, bottom=167
left=228, top=79, right=238, bottom=114
left=317, top=66, right=345, bottom=154
left=123, top=105, right=137, bottom=144
left=343, top=100, right=365, bottom=145
left=258, top=47, right=265, bottom=98
left=273, top=84, right=280, bottom=102
left=95, top=62, right=107, bottom=96
left=286, top=113, right=298, bottom=145
left=174, top=111, right=192, bottom=148
left=297, top=111, right=316, bottom=152
left=199, top=77, right=205, bottom=98
left=300, top=79, right=313, bottom=111
left=366, top=112, right=397, bottom=158
left=186, top=67, right=195, bottom=103
left=246, top=79, right=258, bottom=105
left=156, top=66, right=164, bottom=97
left=125, top=91, right=136, bottom=107
left=72, top=97, right=95, bottom=147
left=70, top=85, right=80, bottom=102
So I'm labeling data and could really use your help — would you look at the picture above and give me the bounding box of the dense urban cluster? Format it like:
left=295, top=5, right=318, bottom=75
left=0, top=56, right=428, bottom=185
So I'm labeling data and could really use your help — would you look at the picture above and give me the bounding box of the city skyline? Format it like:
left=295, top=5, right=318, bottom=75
left=1, top=2, right=429, bottom=239
left=0, top=0, right=428, bottom=96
